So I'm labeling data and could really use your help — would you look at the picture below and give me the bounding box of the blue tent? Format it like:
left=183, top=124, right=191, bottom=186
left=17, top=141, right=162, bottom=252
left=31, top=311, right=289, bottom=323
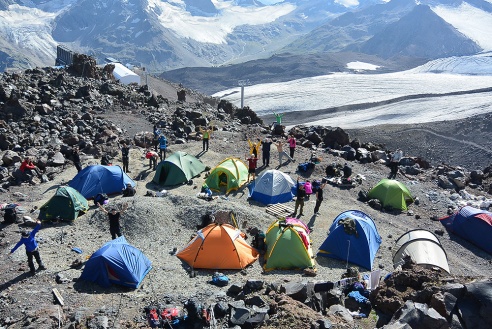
left=69, top=165, right=135, bottom=199
left=248, top=170, right=295, bottom=205
left=440, top=206, right=492, bottom=254
left=318, top=210, right=382, bottom=270
left=80, top=236, right=152, bottom=288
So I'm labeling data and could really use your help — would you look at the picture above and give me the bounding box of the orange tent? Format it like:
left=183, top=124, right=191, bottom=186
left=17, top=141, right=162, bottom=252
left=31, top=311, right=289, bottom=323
left=176, top=223, right=259, bottom=269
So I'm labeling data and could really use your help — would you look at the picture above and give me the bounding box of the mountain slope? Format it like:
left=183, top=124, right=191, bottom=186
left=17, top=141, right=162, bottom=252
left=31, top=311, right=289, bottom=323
left=358, top=4, right=482, bottom=59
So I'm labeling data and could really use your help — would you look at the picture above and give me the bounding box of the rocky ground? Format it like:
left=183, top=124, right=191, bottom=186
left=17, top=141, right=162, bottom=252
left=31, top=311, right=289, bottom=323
left=0, top=59, right=491, bottom=329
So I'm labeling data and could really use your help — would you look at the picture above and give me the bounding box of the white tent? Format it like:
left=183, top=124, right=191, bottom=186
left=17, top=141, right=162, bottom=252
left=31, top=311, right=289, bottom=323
left=249, top=169, right=295, bottom=205
left=393, top=229, right=450, bottom=273
left=112, top=63, right=140, bottom=85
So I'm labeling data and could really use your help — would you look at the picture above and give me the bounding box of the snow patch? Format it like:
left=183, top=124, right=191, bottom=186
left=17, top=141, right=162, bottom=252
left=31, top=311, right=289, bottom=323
left=432, top=3, right=492, bottom=51
left=146, top=0, right=296, bottom=44
left=346, top=61, right=380, bottom=71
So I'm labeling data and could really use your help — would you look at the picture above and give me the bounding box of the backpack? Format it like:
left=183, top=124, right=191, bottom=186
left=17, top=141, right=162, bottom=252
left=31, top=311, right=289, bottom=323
left=211, top=272, right=229, bottom=286
left=94, top=193, right=109, bottom=206
left=312, top=180, right=321, bottom=192
left=4, top=206, right=17, bottom=223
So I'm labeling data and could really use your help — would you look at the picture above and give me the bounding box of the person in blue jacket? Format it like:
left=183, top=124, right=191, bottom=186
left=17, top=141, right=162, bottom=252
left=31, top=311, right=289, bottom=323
left=10, top=220, right=46, bottom=275
left=158, top=134, right=167, bottom=160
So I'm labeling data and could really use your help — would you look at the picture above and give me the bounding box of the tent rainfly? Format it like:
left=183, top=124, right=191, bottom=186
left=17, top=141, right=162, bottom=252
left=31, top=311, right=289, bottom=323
left=80, top=236, right=152, bottom=288
left=39, top=186, right=89, bottom=221
left=205, top=157, right=249, bottom=193
left=248, top=169, right=295, bottom=204
left=69, top=165, right=135, bottom=199
left=176, top=223, right=258, bottom=270
left=367, top=179, right=414, bottom=210
left=152, top=151, right=206, bottom=186
left=318, top=210, right=382, bottom=270
left=264, top=218, right=315, bottom=271
left=393, top=229, right=450, bottom=273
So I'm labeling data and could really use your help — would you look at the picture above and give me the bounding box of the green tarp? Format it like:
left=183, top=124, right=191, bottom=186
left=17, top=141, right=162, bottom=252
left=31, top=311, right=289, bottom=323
left=39, top=186, right=89, bottom=221
left=367, top=179, right=414, bottom=211
left=153, top=151, right=206, bottom=186
left=205, top=158, right=249, bottom=193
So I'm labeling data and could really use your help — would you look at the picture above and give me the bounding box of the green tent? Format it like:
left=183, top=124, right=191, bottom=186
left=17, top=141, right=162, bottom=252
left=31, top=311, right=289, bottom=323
left=205, top=157, right=249, bottom=193
left=39, top=186, right=89, bottom=221
left=367, top=179, right=414, bottom=211
left=153, top=151, right=206, bottom=186
left=263, top=219, right=315, bottom=271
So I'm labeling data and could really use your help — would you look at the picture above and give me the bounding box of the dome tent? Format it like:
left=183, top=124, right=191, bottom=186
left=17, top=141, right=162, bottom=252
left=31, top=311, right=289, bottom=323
left=367, top=179, right=414, bottom=211
left=318, top=210, right=382, bottom=270
left=264, top=218, right=315, bottom=271
left=80, top=236, right=152, bottom=288
left=440, top=206, right=492, bottom=254
left=393, top=229, right=450, bottom=273
left=248, top=169, right=295, bottom=204
left=176, top=223, right=258, bottom=270
left=39, top=186, right=89, bottom=221
left=205, top=157, right=249, bottom=193
left=69, top=165, right=135, bottom=199
left=152, top=151, right=206, bottom=186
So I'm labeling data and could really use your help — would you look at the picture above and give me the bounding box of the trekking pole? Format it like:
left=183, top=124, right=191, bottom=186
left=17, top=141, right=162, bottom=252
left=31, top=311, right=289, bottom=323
left=346, top=240, right=350, bottom=269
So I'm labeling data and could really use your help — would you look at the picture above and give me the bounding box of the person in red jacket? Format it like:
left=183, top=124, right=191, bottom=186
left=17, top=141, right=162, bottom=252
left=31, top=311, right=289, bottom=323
left=19, top=158, right=42, bottom=183
left=246, top=154, right=258, bottom=182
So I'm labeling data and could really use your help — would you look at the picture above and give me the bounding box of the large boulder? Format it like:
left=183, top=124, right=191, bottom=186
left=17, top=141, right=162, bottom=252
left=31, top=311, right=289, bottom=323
left=383, top=300, right=448, bottom=329
left=321, top=127, right=349, bottom=148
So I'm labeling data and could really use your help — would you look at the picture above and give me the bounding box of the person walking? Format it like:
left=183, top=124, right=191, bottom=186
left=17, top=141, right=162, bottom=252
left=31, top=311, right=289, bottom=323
left=313, top=182, right=327, bottom=215
left=98, top=203, right=129, bottom=240
left=246, top=154, right=258, bottom=182
left=261, top=138, right=273, bottom=167
left=288, top=135, right=297, bottom=160
left=275, top=139, right=294, bottom=167
left=10, top=220, right=46, bottom=275
left=199, top=126, right=212, bottom=151
left=158, top=134, right=167, bottom=160
left=390, top=148, right=403, bottom=178
left=293, top=177, right=306, bottom=217
left=121, top=143, right=130, bottom=173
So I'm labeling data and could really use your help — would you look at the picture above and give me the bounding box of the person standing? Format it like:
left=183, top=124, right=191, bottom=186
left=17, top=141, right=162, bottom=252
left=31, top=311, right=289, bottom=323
left=288, top=135, right=297, bottom=160
left=275, top=139, right=294, bottom=167
left=10, top=220, right=46, bottom=275
left=72, top=147, right=82, bottom=172
left=98, top=203, right=129, bottom=240
left=272, top=111, right=284, bottom=126
left=153, top=125, right=162, bottom=151
left=121, top=143, right=130, bottom=173
left=313, top=182, right=327, bottom=215
left=246, top=154, right=258, bottom=182
left=158, top=134, right=167, bottom=160
left=200, top=126, right=212, bottom=151
left=293, top=177, right=306, bottom=217
left=261, top=138, right=273, bottom=167
left=390, top=148, right=403, bottom=178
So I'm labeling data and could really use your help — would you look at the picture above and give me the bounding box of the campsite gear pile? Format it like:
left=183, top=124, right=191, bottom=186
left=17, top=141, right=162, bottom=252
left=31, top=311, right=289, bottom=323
left=2, top=204, right=19, bottom=224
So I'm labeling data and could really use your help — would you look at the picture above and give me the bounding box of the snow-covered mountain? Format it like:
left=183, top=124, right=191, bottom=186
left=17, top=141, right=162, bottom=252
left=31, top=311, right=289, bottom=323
left=0, top=0, right=491, bottom=75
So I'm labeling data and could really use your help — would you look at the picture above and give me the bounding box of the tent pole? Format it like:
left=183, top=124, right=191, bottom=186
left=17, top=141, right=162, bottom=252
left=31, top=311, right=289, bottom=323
left=346, top=240, right=350, bottom=269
